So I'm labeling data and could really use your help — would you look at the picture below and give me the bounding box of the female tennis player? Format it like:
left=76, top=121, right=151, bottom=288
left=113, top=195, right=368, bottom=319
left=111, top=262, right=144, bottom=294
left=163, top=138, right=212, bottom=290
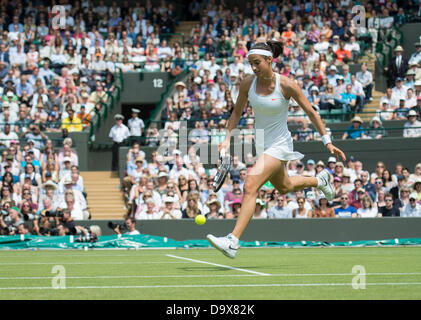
left=207, top=40, right=346, bottom=258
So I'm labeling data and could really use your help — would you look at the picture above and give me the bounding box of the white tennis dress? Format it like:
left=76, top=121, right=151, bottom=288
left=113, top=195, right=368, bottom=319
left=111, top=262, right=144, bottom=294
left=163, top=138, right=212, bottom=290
left=248, top=73, right=304, bottom=161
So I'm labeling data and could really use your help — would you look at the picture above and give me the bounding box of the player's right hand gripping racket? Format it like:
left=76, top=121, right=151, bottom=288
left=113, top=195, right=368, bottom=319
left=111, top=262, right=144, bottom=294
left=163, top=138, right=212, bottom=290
left=213, top=148, right=232, bottom=192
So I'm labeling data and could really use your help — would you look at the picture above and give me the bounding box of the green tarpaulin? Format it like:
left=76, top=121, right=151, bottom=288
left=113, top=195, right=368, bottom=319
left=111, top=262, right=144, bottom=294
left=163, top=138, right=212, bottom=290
left=0, top=234, right=421, bottom=250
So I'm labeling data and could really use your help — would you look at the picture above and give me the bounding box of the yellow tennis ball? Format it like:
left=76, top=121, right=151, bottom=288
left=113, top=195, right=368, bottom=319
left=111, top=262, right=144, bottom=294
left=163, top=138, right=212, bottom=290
left=195, top=214, right=206, bottom=225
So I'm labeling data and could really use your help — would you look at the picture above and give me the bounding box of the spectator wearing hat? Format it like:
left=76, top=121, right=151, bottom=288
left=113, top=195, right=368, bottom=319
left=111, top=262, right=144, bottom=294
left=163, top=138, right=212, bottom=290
left=58, top=156, right=73, bottom=181
left=156, top=171, right=169, bottom=196
left=58, top=176, right=87, bottom=211
left=253, top=198, right=267, bottom=219
left=307, top=85, right=320, bottom=107
left=204, top=198, right=224, bottom=219
left=3, top=91, right=19, bottom=113
left=304, top=159, right=316, bottom=177
left=327, top=65, right=339, bottom=87
left=392, top=76, right=409, bottom=101
left=405, top=71, right=416, bottom=90
left=342, top=116, right=366, bottom=140
left=366, top=116, right=387, bottom=139
left=109, top=114, right=130, bottom=171
left=128, top=108, right=145, bottom=140
left=385, top=46, right=408, bottom=87
left=160, top=195, right=182, bottom=219
left=402, top=192, right=421, bottom=217
left=403, top=110, right=421, bottom=137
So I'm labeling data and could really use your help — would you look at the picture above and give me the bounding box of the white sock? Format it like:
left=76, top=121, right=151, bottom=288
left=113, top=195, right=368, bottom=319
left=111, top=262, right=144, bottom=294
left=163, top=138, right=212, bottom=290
left=227, top=233, right=239, bottom=243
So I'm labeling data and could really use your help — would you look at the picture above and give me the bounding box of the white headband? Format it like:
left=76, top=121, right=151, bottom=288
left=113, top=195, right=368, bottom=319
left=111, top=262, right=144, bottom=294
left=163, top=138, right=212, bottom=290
left=247, top=49, right=273, bottom=58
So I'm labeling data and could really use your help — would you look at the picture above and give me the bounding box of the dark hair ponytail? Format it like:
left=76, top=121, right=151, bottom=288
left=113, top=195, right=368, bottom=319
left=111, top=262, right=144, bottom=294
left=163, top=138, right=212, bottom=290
left=266, top=40, right=284, bottom=59
left=250, top=40, right=284, bottom=59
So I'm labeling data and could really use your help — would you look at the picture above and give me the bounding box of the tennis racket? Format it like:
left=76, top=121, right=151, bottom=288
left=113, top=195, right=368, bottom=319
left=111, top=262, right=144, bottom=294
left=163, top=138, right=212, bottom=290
left=213, top=148, right=232, bottom=192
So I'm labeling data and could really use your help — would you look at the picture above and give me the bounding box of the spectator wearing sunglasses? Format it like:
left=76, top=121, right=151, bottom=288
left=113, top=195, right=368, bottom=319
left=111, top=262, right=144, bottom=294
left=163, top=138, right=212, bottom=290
left=334, top=192, right=358, bottom=218
left=401, top=192, right=421, bottom=217
left=378, top=194, right=400, bottom=217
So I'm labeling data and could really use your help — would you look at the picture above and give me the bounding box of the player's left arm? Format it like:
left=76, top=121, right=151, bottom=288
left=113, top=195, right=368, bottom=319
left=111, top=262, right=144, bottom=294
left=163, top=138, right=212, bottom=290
left=281, top=76, right=346, bottom=162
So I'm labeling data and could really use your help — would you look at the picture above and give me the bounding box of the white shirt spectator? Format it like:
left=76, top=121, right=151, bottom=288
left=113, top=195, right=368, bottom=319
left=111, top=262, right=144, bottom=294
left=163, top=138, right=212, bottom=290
left=402, top=202, right=421, bottom=217
left=356, top=70, right=373, bottom=87
left=267, top=205, right=292, bottom=218
left=380, top=16, right=394, bottom=29
left=380, top=95, right=399, bottom=110
left=345, top=41, right=360, bottom=53
left=229, top=61, right=245, bottom=75
left=357, top=207, right=378, bottom=218
left=136, top=209, right=162, bottom=219
left=403, top=119, right=421, bottom=138
left=160, top=208, right=182, bottom=219
left=314, top=41, right=330, bottom=54
left=392, top=85, right=409, bottom=101
left=0, top=131, right=19, bottom=148
left=169, top=165, right=192, bottom=184
left=351, top=80, right=365, bottom=98
left=109, top=123, right=130, bottom=143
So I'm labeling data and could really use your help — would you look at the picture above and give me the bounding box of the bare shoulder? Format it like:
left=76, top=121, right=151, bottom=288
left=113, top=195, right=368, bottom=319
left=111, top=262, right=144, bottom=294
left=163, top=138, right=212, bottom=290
left=239, top=74, right=255, bottom=93
left=278, top=74, right=299, bottom=100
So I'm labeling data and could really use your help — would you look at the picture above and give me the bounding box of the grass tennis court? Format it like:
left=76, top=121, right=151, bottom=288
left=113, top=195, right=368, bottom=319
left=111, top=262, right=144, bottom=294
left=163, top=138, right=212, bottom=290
left=0, top=247, right=420, bottom=300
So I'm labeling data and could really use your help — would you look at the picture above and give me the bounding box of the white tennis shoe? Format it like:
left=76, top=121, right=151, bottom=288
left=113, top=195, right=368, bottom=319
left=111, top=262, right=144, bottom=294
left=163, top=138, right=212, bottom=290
left=316, top=169, right=334, bottom=201
left=207, top=234, right=240, bottom=259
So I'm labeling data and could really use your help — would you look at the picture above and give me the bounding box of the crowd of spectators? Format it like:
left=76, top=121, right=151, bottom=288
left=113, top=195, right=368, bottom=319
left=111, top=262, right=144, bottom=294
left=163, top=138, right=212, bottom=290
left=147, top=0, right=421, bottom=147
left=0, top=136, right=90, bottom=236
left=123, top=142, right=421, bottom=219
left=121, top=0, right=421, bottom=220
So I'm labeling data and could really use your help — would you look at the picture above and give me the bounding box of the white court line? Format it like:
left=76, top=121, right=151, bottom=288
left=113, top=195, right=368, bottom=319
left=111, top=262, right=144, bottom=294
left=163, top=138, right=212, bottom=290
left=0, top=272, right=420, bottom=281
left=1, top=282, right=421, bottom=290
left=167, top=254, right=271, bottom=276
left=0, top=261, right=188, bottom=266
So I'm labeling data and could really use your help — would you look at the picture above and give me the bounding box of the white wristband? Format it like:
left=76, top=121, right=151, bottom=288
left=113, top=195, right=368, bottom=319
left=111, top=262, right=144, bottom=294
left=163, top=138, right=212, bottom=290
left=322, top=134, right=332, bottom=146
